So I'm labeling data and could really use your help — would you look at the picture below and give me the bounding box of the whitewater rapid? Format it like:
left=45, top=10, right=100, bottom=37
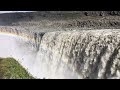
left=1, top=27, right=120, bottom=79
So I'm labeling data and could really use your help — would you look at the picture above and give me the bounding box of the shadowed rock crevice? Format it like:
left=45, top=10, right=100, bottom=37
left=89, top=46, right=108, bottom=79
left=34, top=32, right=45, bottom=51
left=103, top=43, right=120, bottom=78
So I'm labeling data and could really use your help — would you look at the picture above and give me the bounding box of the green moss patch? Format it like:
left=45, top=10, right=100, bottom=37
left=0, top=58, right=35, bottom=79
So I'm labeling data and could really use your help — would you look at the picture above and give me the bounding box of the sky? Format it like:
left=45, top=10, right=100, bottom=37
left=0, top=11, right=35, bottom=13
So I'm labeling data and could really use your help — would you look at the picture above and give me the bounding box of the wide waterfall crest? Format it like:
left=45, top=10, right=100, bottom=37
left=1, top=28, right=120, bottom=79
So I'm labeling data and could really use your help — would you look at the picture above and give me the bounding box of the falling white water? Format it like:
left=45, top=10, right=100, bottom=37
left=0, top=33, right=80, bottom=79
left=2, top=29, right=120, bottom=79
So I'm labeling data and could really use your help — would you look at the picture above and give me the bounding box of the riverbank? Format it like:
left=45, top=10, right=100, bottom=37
left=0, top=58, right=35, bottom=79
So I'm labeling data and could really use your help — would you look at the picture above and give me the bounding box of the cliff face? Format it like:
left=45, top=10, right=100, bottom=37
left=0, top=11, right=120, bottom=79
left=1, top=11, right=120, bottom=29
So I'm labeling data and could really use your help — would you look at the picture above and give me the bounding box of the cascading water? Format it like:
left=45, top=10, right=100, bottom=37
left=1, top=27, right=120, bottom=79
left=0, top=28, right=80, bottom=79
left=2, top=11, right=120, bottom=79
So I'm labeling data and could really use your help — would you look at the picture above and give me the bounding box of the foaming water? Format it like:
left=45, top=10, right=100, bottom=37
left=1, top=27, right=120, bottom=79
left=2, top=29, right=120, bottom=79
left=0, top=33, right=80, bottom=79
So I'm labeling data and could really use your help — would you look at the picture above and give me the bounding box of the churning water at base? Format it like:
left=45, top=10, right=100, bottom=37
left=0, top=33, right=80, bottom=79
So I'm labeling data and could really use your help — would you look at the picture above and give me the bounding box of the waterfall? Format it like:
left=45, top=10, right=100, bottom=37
left=0, top=27, right=80, bottom=79
left=1, top=27, right=120, bottom=79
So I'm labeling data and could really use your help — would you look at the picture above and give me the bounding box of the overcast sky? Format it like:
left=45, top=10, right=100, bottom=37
left=0, top=11, right=34, bottom=13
